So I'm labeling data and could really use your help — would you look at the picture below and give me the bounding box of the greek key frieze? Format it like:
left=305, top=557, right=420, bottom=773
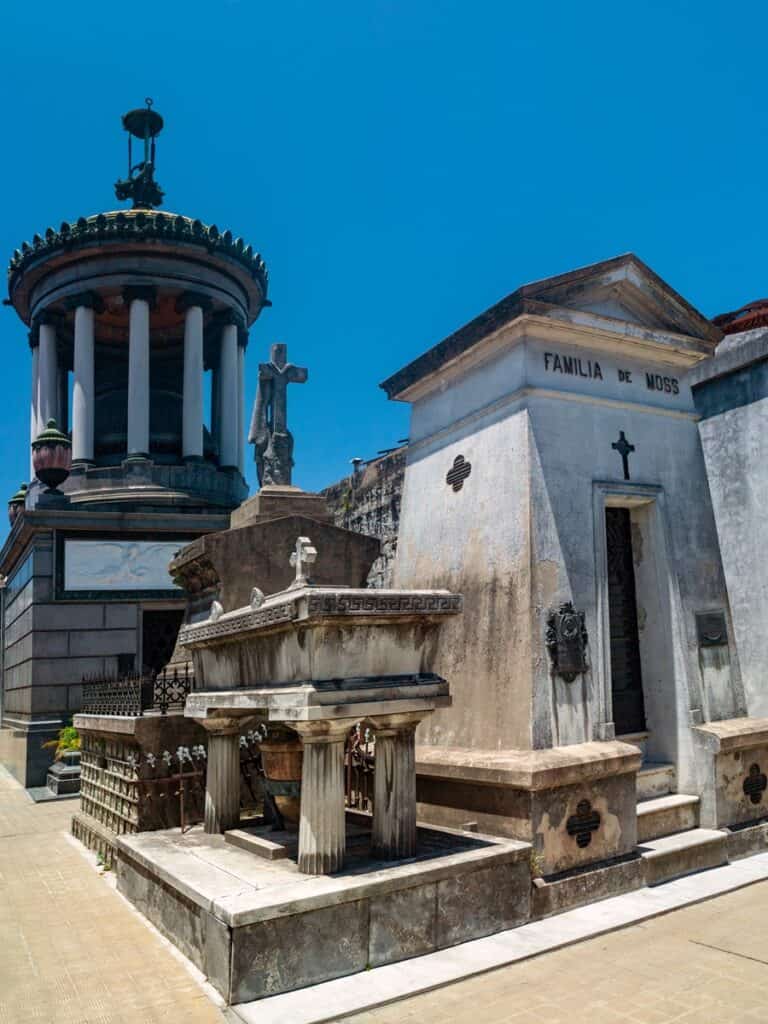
left=179, top=600, right=297, bottom=643
left=306, top=593, right=462, bottom=616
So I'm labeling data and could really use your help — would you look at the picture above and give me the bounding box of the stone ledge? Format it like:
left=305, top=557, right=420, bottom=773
left=532, top=854, right=643, bottom=919
left=73, top=711, right=197, bottom=746
left=415, top=740, right=642, bottom=791
left=693, top=717, right=768, bottom=753
left=180, top=586, right=463, bottom=646
left=185, top=684, right=450, bottom=724
left=723, top=820, right=768, bottom=860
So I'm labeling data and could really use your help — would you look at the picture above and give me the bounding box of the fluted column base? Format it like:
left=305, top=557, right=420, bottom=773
left=203, top=727, right=241, bottom=834
left=369, top=713, right=430, bottom=860
left=294, top=721, right=351, bottom=875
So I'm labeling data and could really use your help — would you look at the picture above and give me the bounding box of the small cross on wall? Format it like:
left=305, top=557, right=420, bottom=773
left=289, top=536, right=317, bottom=589
left=611, top=430, right=635, bottom=481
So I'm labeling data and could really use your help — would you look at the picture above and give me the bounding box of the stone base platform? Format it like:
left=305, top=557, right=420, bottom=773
left=532, top=853, right=644, bottom=919
left=415, top=740, right=641, bottom=875
left=115, top=817, right=531, bottom=1004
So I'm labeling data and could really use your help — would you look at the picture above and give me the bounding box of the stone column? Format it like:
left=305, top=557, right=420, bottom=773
left=58, top=367, right=69, bottom=436
left=211, top=363, right=220, bottom=455
left=177, top=293, right=210, bottom=461
left=369, top=713, right=428, bottom=860
left=218, top=314, right=241, bottom=470
left=294, top=720, right=352, bottom=875
left=70, top=293, right=102, bottom=465
left=124, top=286, right=155, bottom=460
left=37, top=317, right=58, bottom=427
left=29, top=338, right=39, bottom=477
left=202, top=722, right=242, bottom=834
left=237, top=333, right=246, bottom=475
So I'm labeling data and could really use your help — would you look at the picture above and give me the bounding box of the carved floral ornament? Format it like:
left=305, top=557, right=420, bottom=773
left=546, top=602, right=589, bottom=682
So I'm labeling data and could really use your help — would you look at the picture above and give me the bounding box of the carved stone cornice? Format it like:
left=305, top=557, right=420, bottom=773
left=64, top=291, right=105, bottom=314
left=123, top=285, right=157, bottom=308
left=175, top=291, right=213, bottom=315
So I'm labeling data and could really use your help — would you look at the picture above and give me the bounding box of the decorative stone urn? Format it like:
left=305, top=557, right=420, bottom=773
left=32, top=419, right=72, bottom=494
left=259, top=729, right=304, bottom=824
left=7, top=482, right=27, bottom=526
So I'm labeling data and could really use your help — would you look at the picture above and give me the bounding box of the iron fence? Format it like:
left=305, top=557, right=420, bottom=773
left=345, top=725, right=375, bottom=812
left=81, top=666, right=194, bottom=717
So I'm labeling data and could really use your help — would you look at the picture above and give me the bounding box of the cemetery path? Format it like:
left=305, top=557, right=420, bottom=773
left=342, top=877, right=768, bottom=1024
left=0, top=767, right=226, bottom=1024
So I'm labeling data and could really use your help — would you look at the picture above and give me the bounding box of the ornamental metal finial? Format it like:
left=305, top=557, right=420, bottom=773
left=114, top=98, right=165, bottom=210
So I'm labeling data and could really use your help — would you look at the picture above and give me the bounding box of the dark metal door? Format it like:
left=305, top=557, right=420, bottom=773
left=605, top=508, right=647, bottom=735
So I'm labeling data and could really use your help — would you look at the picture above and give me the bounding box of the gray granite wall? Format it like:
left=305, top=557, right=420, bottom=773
left=2, top=530, right=140, bottom=731
left=1, top=528, right=145, bottom=786
left=322, top=447, right=405, bottom=588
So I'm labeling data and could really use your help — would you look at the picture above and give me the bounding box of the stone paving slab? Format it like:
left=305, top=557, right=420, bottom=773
left=0, top=766, right=225, bottom=1024
left=232, top=851, right=768, bottom=1024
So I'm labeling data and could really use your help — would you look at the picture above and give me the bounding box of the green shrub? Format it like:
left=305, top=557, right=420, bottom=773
left=42, top=724, right=81, bottom=760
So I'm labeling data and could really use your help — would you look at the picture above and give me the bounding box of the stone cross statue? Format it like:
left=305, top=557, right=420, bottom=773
left=289, top=536, right=317, bottom=589
left=248, top=342, right=308, bottom=487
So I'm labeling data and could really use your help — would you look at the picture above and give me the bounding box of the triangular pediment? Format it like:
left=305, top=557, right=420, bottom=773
left=518, top=254, right=719, bottom=343
left=381, top=253, right=720, bottom=401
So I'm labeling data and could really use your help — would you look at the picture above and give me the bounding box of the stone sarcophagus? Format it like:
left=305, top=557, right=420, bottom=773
left=178, top=536, right=463, bottom=874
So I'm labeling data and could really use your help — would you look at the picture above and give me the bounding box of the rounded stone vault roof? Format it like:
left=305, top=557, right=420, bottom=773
left=7, top=207, right=269, bottom=324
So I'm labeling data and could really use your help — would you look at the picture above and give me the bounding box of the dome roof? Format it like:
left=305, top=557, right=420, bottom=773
left=7, top=207, right=269, bottom=323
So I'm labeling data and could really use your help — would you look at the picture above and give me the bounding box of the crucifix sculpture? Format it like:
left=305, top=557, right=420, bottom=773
left=248, top=343, right=308, bottom=487
left=289, top=536, right=317, bottom=589
left=611, top=430, right=635, bottom=481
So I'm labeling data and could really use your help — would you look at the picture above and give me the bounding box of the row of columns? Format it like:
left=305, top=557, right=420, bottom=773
left=202, top=714, right=424, bottom=875
left=28, top=289, right=246, bottom=472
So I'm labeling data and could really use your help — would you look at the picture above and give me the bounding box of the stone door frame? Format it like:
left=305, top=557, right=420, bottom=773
left=591, top=481, right=702, bottom=762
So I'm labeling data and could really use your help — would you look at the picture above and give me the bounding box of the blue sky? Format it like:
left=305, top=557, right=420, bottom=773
left=0, top=1, right=764, bottom=510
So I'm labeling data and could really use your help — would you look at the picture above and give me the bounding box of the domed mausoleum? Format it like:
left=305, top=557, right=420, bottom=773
left=0, top=102, right=269, bottom=787
left=8, top=100, right=268, bottom=510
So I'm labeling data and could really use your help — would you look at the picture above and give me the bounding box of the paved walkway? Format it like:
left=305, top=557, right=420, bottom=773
left=3, top=764, right=768, bottom=1024
left=341, top=880, right=768, bottom=1024
left=0, top=767, right=225, bottom=1024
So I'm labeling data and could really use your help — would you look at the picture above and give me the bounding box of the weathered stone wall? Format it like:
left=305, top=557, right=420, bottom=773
left=322, top=448, right=406, bottom=588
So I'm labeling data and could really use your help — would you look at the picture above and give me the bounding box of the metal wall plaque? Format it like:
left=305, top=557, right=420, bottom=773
left=446, top=455, right=472, bottom=492
left=546, top=602, right=588, bottom=682
left=743, top=764, right=767, bottom=805
left=566, top=799, right=601, bottom=848
left=696, top=611, right=728, bottom=647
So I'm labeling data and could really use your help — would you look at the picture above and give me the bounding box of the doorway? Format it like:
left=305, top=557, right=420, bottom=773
left=605, top=507, right=647, bottom=735
left=141, top=608, right=184, bottom=674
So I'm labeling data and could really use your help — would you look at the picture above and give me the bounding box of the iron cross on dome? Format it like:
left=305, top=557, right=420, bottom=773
left=612, top=431, right=635, bottom=481
left=289, top=536, right=317, bottom=589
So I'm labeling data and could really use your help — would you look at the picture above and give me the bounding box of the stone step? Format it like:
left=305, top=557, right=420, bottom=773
left=637, top=761, right=676, bottom=801
left=637, top=794, right=699, bottom=842
left=640, top=828, right=728, bottom=886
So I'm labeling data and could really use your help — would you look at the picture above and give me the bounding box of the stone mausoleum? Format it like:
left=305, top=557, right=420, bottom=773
left=0, top=101, right=269, bottom=787
left=378, top=254, right=768, bottom=906
left=6, top=98, right=768, bottom=1011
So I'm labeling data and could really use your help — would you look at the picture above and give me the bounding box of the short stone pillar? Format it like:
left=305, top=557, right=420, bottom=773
left=294, top=720, right=353, bottom=875
left=201, top=719, right=245, bottom=834
left=369, top=712, right=425, bottom=860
